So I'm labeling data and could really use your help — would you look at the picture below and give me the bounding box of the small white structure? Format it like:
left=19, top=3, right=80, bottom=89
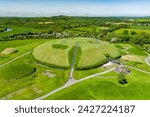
left=102, top=61, right=113, bottom=67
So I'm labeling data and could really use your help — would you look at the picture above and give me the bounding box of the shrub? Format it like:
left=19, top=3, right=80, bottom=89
left=52, top=44, right=68, bottom=49
left=118, top=72, right=128, bottom=85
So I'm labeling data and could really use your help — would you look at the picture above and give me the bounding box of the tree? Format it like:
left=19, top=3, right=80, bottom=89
left=131, top=31, right=137, bottom=35
left=118, top=72, right=128, bottom=85
left=123, top=30, right=129, bottom=35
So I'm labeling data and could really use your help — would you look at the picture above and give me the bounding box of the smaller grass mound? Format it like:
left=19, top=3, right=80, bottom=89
left=0, top=47, right=18, bottom=55
left=121, top=55, right=143, bottom=62
left=0, top=62, right=35, bottom=80
left=52, top=44, right=68, bottom=49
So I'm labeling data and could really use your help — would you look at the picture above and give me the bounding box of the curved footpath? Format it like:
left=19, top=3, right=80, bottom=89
left=0, top=51, right=31, bottom=68
left=126, top=65, right=150, bottom=74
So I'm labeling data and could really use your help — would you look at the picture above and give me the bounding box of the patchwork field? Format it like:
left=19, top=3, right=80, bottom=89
left=70, top=26, right=109, bottom=32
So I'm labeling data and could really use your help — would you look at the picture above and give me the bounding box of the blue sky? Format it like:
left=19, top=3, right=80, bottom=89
left=0, top=0, right=150, bottom=16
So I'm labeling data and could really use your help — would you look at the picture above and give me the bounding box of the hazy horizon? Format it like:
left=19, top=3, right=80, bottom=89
left=0, top=0, right=150, bottom=17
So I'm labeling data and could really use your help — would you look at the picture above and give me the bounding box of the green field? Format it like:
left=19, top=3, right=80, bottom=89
left=45, top=68, right=150, bottom=100
left=0, top=27, right=46, bottom=39
left=70, top=26, right=109, bottom=32
left=115, top=28, right=150, bottom=34
left=129, top=26, right=150, bottom=30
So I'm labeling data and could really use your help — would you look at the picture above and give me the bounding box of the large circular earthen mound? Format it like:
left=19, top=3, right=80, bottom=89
left=32, top=38, right=121, bottom=69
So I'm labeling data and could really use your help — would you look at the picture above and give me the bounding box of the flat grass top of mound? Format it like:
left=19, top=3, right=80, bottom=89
left=33, top=37, right=120, bottom=69
left=0, top=62, right=35, bottom=80
left=0, top=47, right=18, bottom=55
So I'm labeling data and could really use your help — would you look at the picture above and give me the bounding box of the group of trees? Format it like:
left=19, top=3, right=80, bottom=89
left=0, top=16, right=150, bottom=49
left=107, top=30, right=150, bottom=47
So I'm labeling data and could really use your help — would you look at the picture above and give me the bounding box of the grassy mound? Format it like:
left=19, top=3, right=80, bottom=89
left=33, top=38, right=120, bottom=70
left=0, top=62, right=35, bottom=80
left=0, top=47, right=18, bottom=55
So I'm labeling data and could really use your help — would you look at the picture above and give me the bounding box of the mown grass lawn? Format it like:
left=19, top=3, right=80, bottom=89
left=45, top=69, right=150, bottom=100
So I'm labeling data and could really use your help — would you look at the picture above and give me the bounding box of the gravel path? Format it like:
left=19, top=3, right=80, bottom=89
left=0, top=51, right=31, bottom=68
left=69, top=43, right=79, bottom=79
left=126, top=65, right=150, bottom=74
